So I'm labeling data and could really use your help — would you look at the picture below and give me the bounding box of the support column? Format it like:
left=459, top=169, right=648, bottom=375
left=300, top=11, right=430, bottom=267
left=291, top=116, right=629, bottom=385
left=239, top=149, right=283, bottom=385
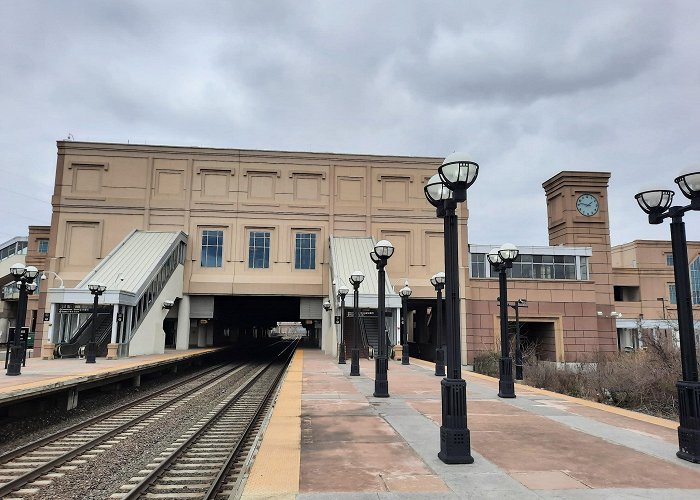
left=206, top=322, right=214, bottom=346
left=176, top=295, right=190, bottom=350
left=197, top=322, right=207, bottom=347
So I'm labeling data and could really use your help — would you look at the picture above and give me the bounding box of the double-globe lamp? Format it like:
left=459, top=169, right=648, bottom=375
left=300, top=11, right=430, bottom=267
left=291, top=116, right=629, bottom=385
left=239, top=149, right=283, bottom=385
left=349, top=270, right=364, bottom=376
left=7, top=263, right=39, bottom=376
left=635, top=167, right=700, bottom=463
left=370, top=239, right=394, bottom=397
left=86, top=283, right=107, bottom=364
left=337, top=285, right=349, bottom=364
left=424, top=152, right=478, bottom=464
left=430, top=272, right=446, bottom=377
left=398, top=282, right=412, bottom=365
left=487, top=243, right=520, bottom=399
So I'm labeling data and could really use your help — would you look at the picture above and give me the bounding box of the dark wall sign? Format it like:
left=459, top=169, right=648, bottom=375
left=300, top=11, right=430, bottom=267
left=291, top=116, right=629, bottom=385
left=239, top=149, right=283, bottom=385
left=43, top=313, right=51, bottom=321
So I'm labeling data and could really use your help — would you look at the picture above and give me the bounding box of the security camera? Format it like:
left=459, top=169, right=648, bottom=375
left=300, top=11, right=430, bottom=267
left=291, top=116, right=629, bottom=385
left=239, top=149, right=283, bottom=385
left=162, top=300, right=175, bottom=309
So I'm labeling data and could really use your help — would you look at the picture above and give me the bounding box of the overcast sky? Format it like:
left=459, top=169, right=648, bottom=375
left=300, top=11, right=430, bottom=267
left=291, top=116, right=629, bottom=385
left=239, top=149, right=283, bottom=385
left=1, top=0, right=698, bottom=248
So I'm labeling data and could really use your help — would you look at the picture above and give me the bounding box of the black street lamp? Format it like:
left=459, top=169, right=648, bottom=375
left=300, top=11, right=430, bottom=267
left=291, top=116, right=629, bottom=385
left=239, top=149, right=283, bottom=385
left=424, top=152, right=478, bottom=464
left=370, top=239, right=394, bottom=398
left=337, top=285, right=349, bottom=364
left=7, top=263, right=39, bottom=376
left=487, top=243, right=519, bottom=398
left=506, top=298, right=527, bottom=381
left=657, top=296, right=667, bottom=320
left=349, top=270, right=364, bottom=376
left=431, top=272, right=446, bottom=377
left=399, top=282, right=412, bottom=365
left=635, top=168, right=700, bottom=463
left=86, top=283, right=107, bottom=364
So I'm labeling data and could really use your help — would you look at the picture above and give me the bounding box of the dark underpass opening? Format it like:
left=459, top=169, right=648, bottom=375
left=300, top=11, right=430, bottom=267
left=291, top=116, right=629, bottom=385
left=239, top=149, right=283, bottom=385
left=213, top=296, right=322, bottom=347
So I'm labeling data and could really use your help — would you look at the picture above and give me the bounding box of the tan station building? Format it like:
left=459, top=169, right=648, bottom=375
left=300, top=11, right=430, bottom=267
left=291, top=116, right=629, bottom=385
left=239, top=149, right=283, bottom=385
left=7, top=141, right=698, bottom=365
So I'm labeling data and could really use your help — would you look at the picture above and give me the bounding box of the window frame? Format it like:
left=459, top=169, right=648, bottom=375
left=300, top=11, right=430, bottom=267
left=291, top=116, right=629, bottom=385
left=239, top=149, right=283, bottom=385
left=248, top=230, right=271, bottom=269
left=37, top=239, right=49, bottom=254
left=294, top=232, right=317, bottom=270
left=200, top=229, right=224, bottom=268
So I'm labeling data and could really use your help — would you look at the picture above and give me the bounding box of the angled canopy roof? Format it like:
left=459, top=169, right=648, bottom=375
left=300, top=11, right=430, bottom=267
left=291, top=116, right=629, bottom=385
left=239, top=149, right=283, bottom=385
left=330, top=235, right=400, bottom=309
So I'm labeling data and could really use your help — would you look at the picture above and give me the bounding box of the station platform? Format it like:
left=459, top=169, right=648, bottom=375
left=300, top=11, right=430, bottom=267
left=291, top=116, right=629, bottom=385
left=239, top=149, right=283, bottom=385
left=0, top=347, right=223, bottom=409
left=243, top=348, right=700, bottom=499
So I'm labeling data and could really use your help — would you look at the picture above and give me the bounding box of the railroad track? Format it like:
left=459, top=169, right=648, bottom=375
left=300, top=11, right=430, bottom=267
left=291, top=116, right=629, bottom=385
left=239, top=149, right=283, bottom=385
left=118, top=340, right=297, bottom=499
left=0, top=360, right=257, bottom=498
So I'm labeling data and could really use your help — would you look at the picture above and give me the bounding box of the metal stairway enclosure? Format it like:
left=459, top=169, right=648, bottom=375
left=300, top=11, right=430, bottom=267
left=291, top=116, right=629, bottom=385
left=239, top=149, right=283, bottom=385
left=50, top=231, right=187, bottom=358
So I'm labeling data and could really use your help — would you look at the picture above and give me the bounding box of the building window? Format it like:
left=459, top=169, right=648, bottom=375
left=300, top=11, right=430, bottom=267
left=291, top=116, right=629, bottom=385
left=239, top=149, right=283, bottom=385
left=295, top=233, right=316, bottom=270
left=669, top=283, right=677, bottom=305
left=509, top=254, right=576, bottom=280
left=666, top=254, right=674, bottom=266
left=38, top=239, right=49, bottom=254
left=579, top=256, right=589, bottom=280
left=470, top=253, right=487, bottom=278
left=248, top=231, right=270, bottom=269
left=691, top=257, right=700, bottom=305
left=200, top=230, right=223, bottom=268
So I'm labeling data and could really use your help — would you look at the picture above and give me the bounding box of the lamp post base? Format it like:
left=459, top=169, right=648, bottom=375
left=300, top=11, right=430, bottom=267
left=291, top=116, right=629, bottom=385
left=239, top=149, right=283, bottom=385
left=438, top=378, right=473, bottom=464
left=374, top=356, right=389, bottom=397
left=85, top=342, right=97, bottom=364
left=435, top=347, right=446, bottom=376
left=498, top=356, right=515, bottom=398
left=350, top=348, right=360, bottom=376
left=6, top=345, right=24, bottom=376
left=676, top=380, right=700, bottom=463
left=338, top=343, right=346, bottom=364
left=401, top=343, right=409, bottom=365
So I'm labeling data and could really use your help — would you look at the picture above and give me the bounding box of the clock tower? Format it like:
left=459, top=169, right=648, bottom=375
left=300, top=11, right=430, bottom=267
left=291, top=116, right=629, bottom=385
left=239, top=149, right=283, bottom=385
left=542, top=171, right=616, bottom=352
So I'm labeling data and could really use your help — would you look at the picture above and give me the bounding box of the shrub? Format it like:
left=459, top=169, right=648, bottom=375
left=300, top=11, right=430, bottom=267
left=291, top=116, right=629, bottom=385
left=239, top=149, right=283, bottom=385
left=522, top=334, right=689, bottom=419
left=473, top=351, right=500, bottom=377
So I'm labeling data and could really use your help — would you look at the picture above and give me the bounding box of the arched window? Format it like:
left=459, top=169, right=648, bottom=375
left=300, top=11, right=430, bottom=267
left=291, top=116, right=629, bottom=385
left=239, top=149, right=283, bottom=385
left=691, top=256, right=700, bottom=305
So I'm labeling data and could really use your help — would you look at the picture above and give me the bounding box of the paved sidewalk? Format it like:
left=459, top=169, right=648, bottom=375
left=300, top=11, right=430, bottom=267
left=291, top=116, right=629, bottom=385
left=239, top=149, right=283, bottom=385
left=243, top=348, right=700, bottom=499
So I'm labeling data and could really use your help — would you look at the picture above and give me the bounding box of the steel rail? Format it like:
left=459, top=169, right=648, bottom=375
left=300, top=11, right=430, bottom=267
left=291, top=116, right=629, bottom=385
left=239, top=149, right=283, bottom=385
left=0, top=362, right=250, bottom=498
left=203, top=340, right=297, bottom=499
left=123, top=340, right=298, bottom=499
left=0, top=362, right=230, bottom=464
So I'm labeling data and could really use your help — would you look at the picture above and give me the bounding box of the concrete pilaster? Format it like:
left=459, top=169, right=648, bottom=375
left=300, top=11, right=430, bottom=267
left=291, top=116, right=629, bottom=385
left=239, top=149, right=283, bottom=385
left=175, top=295, right=190, bottom=350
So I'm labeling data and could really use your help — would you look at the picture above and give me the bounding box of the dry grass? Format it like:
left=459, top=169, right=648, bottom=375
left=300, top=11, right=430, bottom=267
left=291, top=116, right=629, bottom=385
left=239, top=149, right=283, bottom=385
left=474, top=334, right=696, bottom=419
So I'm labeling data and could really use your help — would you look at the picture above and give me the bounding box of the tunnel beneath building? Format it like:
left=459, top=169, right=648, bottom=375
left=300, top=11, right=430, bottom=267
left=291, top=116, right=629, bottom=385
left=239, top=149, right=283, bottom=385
left=211, top=296, right=322, bottom=347
left=517, top=320, right=557, bottom=363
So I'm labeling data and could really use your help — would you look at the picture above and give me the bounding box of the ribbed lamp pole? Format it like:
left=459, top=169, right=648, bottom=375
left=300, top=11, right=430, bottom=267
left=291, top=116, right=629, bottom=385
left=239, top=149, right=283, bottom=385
left=424, top=152, right=478, bottom=464
left=635, top=169, right=700, bottom=463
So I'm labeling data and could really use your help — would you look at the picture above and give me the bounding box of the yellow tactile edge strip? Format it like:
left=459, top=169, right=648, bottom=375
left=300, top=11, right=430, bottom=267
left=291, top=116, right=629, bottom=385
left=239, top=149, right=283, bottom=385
left=409, top=357, right=678, bottom=430
left=242, top=349, right=302, bottom=499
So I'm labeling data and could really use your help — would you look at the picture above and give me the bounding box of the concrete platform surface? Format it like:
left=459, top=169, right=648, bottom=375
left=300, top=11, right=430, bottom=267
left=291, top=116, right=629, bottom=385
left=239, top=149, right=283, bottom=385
left=0, top=347, right=221, bottom=404
left=243, top=348, right=700, bottom=499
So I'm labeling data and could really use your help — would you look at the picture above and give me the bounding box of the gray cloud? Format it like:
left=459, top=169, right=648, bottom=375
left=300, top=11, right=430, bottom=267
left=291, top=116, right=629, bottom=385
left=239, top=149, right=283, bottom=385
left=0, top=0, right=698, bottom=246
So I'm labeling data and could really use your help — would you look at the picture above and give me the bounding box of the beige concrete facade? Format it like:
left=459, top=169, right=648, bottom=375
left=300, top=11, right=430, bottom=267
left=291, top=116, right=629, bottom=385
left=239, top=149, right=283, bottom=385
left=38, top=141, right=697, bottom=362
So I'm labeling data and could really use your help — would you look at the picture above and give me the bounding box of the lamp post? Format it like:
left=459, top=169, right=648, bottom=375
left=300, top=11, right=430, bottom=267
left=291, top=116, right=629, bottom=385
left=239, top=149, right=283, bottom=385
left=337, top=286, right=349, bottom=364
left=507, top=298, right=527, bottom=381
left=349, top=271, right=364, bottom=376
left=399, top=282, right=412, bottom=365
left=431, top=272, right=446, bottom=376
left=7, top=264, right=39, bottom=376
left=635, top=168, right=700, bottom=463
left=370, top=240, right=394, bottom=398
left=424, top=152, right=478, bottom=464
left=657, top=296, right=667, bottom=320
left=86, top=283, right=107, bottom=364
left=487, top=243, right=520, bottom=399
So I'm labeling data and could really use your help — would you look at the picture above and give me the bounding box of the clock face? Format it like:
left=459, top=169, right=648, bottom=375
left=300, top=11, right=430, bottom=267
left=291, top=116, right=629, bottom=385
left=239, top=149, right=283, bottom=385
left=576, top=193, right=599, bottom=216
